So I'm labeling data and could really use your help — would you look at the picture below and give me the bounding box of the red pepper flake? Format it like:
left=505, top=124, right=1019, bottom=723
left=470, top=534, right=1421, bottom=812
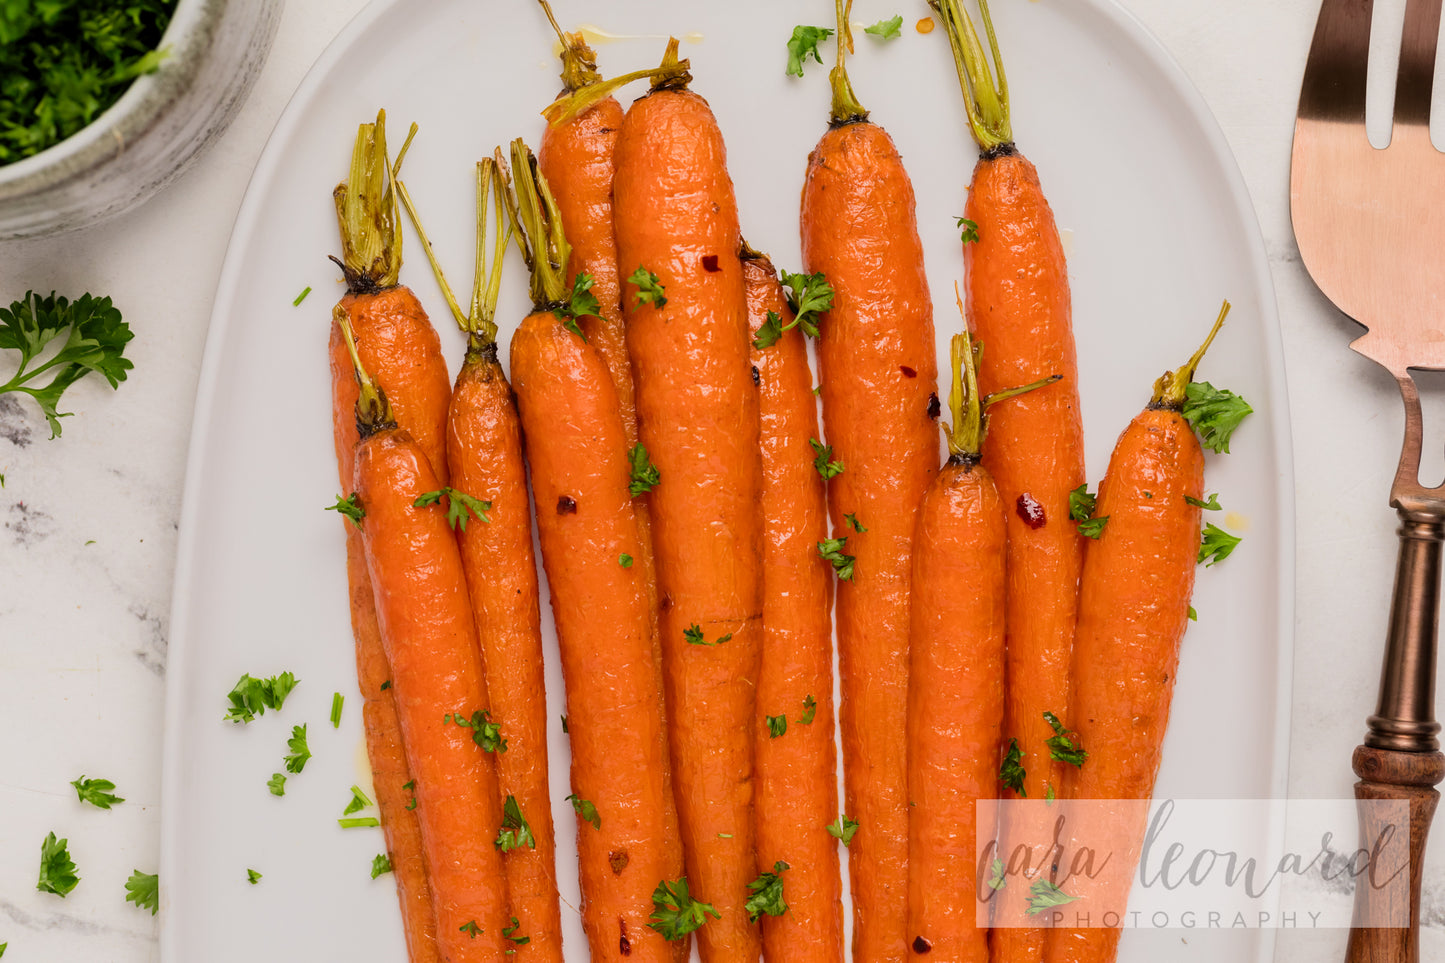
left=702, top=255, right=720, bottom=272
left=557, top=495, right=578, bottom=515
left=900, top=365, right=917, bottom=378
left=927, top=393, right=941, bottom=420
left=619, top=919, right=632, bottom=955
left=1016, top=493, right=1046, bottom=529
left=913, top=935, right=932, bottom=953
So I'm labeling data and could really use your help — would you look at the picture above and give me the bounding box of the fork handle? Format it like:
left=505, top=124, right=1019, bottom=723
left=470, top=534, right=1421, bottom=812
left=1345, top=511, right=1445, bottom=963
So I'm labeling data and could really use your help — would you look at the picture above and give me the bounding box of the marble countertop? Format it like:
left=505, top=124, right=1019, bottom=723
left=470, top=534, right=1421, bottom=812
left=0, top=1, right=1434, bottom=960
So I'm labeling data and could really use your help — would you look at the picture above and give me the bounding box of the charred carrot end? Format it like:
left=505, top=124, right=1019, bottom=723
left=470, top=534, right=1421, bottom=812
left=930, top=0, right=1012, bottom=150
left=1153, top=300, right=1231, bottom=408
left=333, top=305, right=395, bottom=435
left=536, top=0, right=602, bottom=92
left=542, top=38, right=691, bottom=126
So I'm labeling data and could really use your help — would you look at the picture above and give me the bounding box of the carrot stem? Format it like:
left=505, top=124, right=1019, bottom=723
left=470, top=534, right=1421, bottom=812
left=930, top=0, right=1012, bottom=150
left=537, top=0, right=602, bottom=91
left=543, top=38, right=690, bottom=126
left=333, top=110, right=406, bottom=293
left=334, top=305, right=395, bottom=433
left=501, top=139, right=571, bottom=310
left=828, top=0, right=867, bottom=124
left=1152, top=299, right=1231, bottom=409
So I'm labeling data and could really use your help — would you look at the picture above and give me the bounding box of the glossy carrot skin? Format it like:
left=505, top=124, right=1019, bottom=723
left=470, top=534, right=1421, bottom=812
left=744, top=253, right=844, bottom=963
left=347, top=527, right=438, bottom=963
left=907, top=458, right=1005, bottom=963
left=613, top=85, right=764, bottom=962
left=510, top=311, right=684, bottom=963
left=330, top=285, right=451, bottom=963
left=447, top=348, right=562, bottom=961
left=357, top=427, right=512, bottom=961
left=1042, top=408, right=1203, bottom=963
left=801, top=118, right=939, bottom=962
left=966, top=150, right=1085, bottom=963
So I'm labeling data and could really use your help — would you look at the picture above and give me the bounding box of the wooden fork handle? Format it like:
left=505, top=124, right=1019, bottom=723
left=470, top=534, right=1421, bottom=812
left=1346, top=510, right=1445, bottom=963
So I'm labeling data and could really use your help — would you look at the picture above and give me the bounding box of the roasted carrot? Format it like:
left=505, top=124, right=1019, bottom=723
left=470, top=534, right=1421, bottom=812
left=612, top=40, right=764, bottom=962
left=907, top=329, right=1007, bottom=963
left=503, top=137, right=685, bottom=963
left=799, top=4, right=940, bottom=957
left=929, top=4, right=1086, bottom=956
left=343, top=320, right=512, bottom=962
left=1042, top=306, right=1230, bottom=963
left=329, top=111, right=446, bottom=963
left=396, top=159, right=563, bottom=960
left=743, top=247, right=843, bottom=963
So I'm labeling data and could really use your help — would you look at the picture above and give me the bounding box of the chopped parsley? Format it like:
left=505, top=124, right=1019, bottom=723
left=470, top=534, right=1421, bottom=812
left=1077, top=516, right=1108, bottom=539
left=780, top=271, right=833, bottom=337
left=283, top=724, right=311, bottom=774
left=371, top=854, right=392, bottom=879
left=460, top=920, right=481, bottom=939
left=818, top=537, right=855, bottom=581
left=223, top=671, right=298, bottom=723
left=330, top=692, right=344, bottom=728
left=567, top=794, right=601, bottom=830
left=1185, top=492, right=1223, bottom=511
left=267, top=773, right=286, bottom=797
left=766, top=714, right=788, bottom=738
left=413, top=487, right=491, bottom=531
left=327, top=493, right=365, bottom=527
left=999, top=738, right=1026, bottom=795
left=552, top=272, right=602, bottom=341
left=496, top=795, right=536, bottom=852
left=684, top=624, right=732, bottom=647
left=293, top=286, right=312, bottom=306
left=956, top=216, right=980, bottom=244
left=648, top=877, right=719, bottom=940
left=1182, top=382, right=1253, bottom=454
left=619, top=553, right=634, bottom=568
left=338, top=817, right=379, bottom=829
left=71, top=775, right=123, bottom=809
left=1068, top=484, right=1097, bottom=522
left=627, top=266, right=667, bottom=309
left=503, top=917, right=531, bottom=947
left=446, top=709, right=507, bottom=753
left=827, top=814, right=859, bottom=846
left=864, top=15, right=904, bottom=39
left=1198, top=523, right=1242, bottom=566
left=844, top=513, right=867, bottom=533
left=342, top=785, right=372, bottom=816
left=1188, top=605, right=1198, bottom=622
left=809, top=438, right=845, bottom=479
left=247, top=868, right=262, bottom=885
left=36, top=832, right=79, bottom=896
left=1026, top=879, right=1079, bottom=916
left=745, top=861, right=790, bottom=922
left=786, top=25, right=834, bottom=77
left=1043, top=712, right=1087, bottom=768
left=124, top=870, right=158, bottom=915
left=799, top=694, right=818, bottom=725
left=987, top=856, right=1007, bottom=891
left=628, top=443, right=661, bottom=496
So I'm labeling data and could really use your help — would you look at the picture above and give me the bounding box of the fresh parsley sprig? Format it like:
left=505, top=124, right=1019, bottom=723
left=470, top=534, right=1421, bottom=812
left=552, top=273, right=602, bottom=341
left=628, top=444, right=661, bottom=496
left=999, top=738, right=1027, bottom=795
left=1043, top=712, right=1087, bottom=768
left=414, top=487, right=491, bottom=532
left=283, top=725, right=311, bottom=774
left=1182, top=382, right=1252, bottom=454
left=627, top=267, right=667, bottom=309
left=1198, top=523, right=1242, bottom=567
left=809, top=438, right=845, bottom=480
left=36, top=832, right=79, bottom=896
left=648, top=877, right=719, bottom=940
left=71, top=775, right=124, bottom=809
left=745, top=861, right=790, bottom=922
left=785, top=25, right=834, bottom=77
left=496, top=796, right=536, bottom=853
left=827, top=814, right=859, bottom=846
left=818, top=537, right=856, bottom=581
left=0, top=292, right=135, bottom=438
left=446, top=709, right=507, bottom=753
left=224, top=671, right=298, bottom=724
left=124, top=870, right=158, bottom=915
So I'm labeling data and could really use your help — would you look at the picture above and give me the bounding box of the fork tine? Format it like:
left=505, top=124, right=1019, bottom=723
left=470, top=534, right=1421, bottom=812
left=1299, top=0, right=1375, bottom=122
left=1394, top=0, right=1443, bottom=126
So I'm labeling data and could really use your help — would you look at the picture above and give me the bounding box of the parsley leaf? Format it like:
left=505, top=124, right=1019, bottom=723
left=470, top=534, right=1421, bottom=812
left=627, top=266, right=667, bottom=309
left=766, top=714, right=788, bottom=738
left=460, top=920, right=481, bottom=939
left=447, top=709, right=507, bottom=752
left=247, top=868, right=262, bottom=885
left=1198, top=523, right=1242, bottom=567
left=620, top=553, right=634, bottom=568
left=545, top=273, right=597, bottom=340
left=799, top=694, right=817, bottom=725
left=1068, top=484, right=1097, bottom=523
left=1026, top=879, right=1079, bottom=916
left=809, top=438, right=845, bottom=479
left=1046, top=783, right=1057, bottom=804
left=404, top=779, right=417, bottom=810
left=124, top=870, right=158, bottom=915
left=780, top=271, right=834, bottom=337
left=628, top=443, right=661, bottom=496
left=999, top=738, right=1027, bottom=795
left=648, top=877, right=719, bottom=940
left=496, top=795, right=536, bottom=852
left=785, top=25, right=834, bottom=77
left=844, top=512, right=867, bottom=533
left=1077, top=516, right=1108, bottom=540
left=864, top=15, right=904, bottom=39
left=283, top=724, right=311, bottom=774
left=0, top=292, right=135, bottom=437
left=1043, top=712, right=1087, bottom=768
left=818, top=537, right=856, bottom=581
left=327, top=492, right=365, bottom=527
left=413, top=487, right=491, bottom=531
left=504, top=917, right=531, bottom=946
left=1182, top=382, right=1253, bottom=454
left=1185, top=492, right=1223, bottom=511
left=342, top=785, right=373, bottom=816
left=956, top=216, right=980, bottom=244
left=567, top=793, right=601, bottom=830
left=71, top=775, right=123, bottom=809
left=752, top=310, right=785, bottom=350
left=683, top=624, right=731, bottom=647
left=36, top=832, right=79, bottom=896
left=827, top=814, right=859, bottom=846
left=987, top=856, right=1007, bottom=891
left=267, top=773, right=287, bottom=797
left=1188, top=605, right=1198, bottom=622
left=371, top=853, right=392, bottom=879
left=223, top=671, right=298, bottom=723
left=745, top=861, right=790, bottom=922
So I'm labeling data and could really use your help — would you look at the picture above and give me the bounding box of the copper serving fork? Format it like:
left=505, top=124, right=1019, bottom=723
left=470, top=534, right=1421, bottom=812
left=1291, top=0, right=1445, bottom=959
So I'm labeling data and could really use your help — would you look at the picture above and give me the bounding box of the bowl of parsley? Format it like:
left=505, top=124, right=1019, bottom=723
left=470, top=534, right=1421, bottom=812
left=0, top=0, right=282, bottom=239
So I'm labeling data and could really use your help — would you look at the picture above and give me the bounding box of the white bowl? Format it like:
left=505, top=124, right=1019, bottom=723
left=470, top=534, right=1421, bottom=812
left=0, top=0, right=282, bottom=239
